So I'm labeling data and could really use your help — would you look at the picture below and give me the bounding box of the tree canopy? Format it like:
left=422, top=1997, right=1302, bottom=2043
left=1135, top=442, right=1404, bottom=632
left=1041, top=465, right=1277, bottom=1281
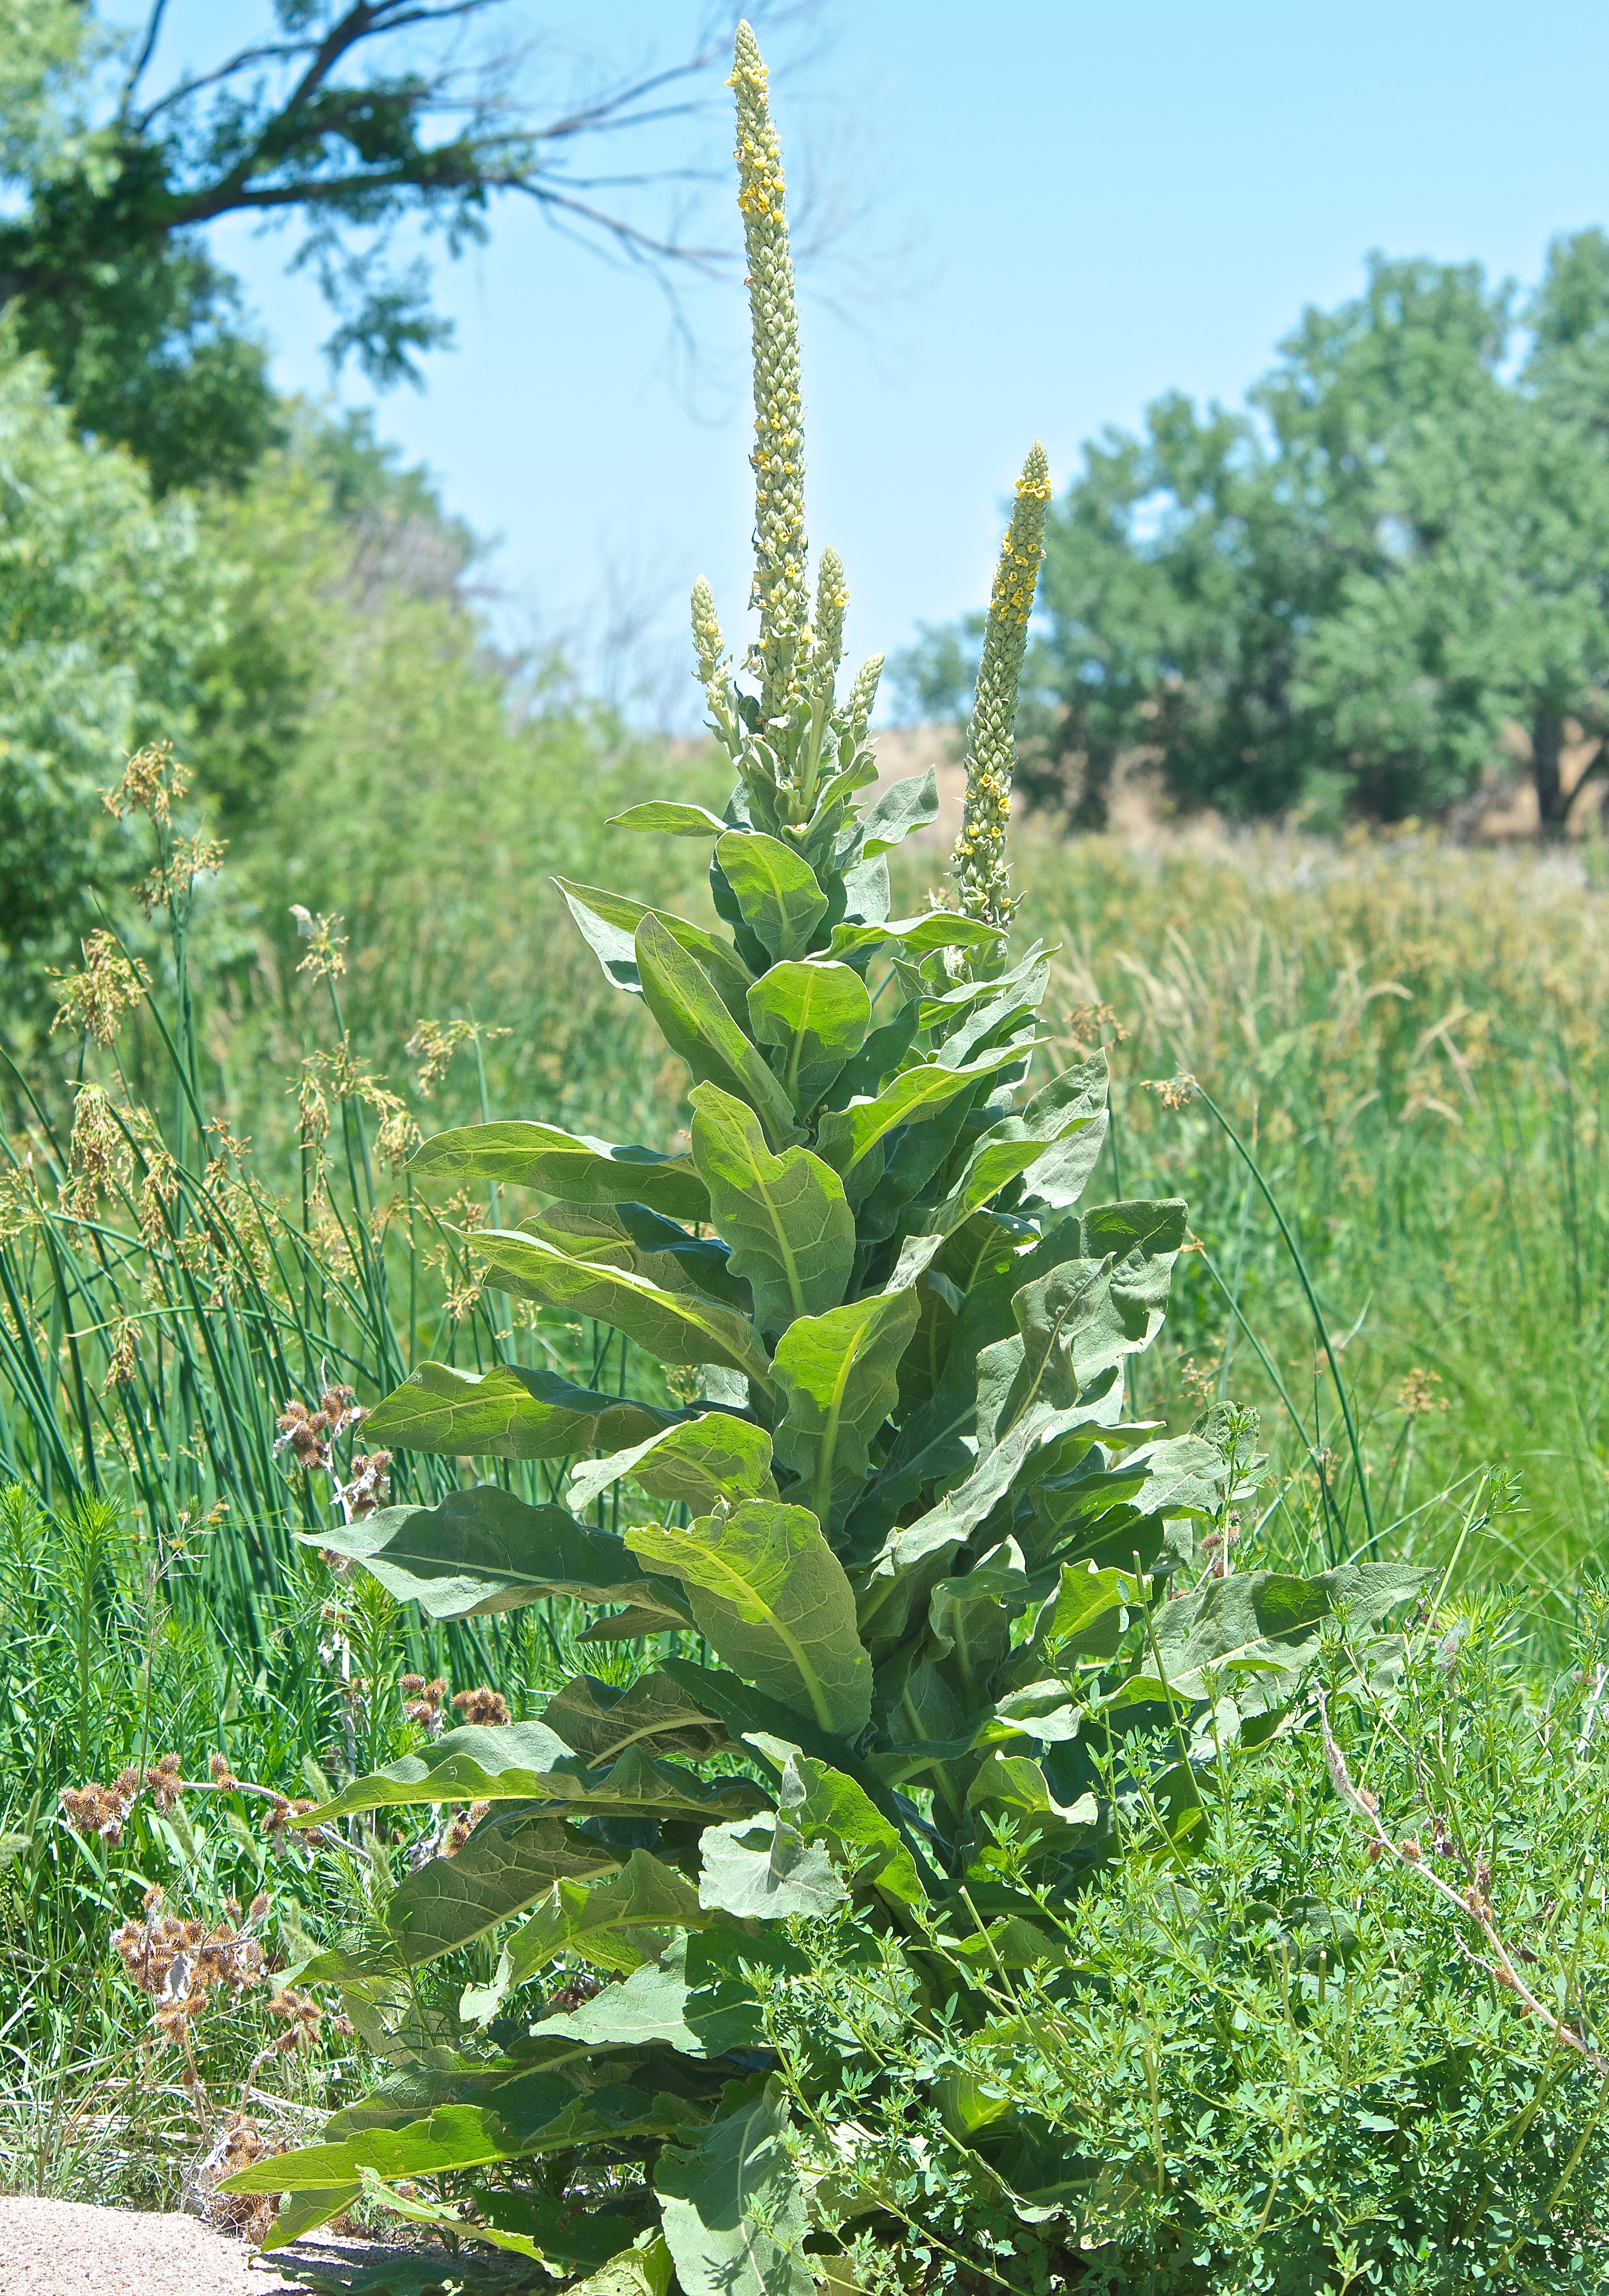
left=899, top=231, right=1609, bottom=833
left=0, top=1, right=770, bottom=493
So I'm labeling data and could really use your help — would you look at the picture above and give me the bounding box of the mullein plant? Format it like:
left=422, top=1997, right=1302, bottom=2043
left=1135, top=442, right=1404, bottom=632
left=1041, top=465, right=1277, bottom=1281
left=227, top=23, right=1424, bottom=2283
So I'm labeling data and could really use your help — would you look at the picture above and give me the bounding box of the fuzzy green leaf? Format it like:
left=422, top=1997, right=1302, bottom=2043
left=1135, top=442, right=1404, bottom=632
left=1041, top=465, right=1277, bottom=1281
left=226, top=2071, right=702, bottom=2192
left=569, top=1411, right=777, bottom=1519
left=690, top=1082, right=854, bottom=1338
left=475, top=1229, right=775, bottom=1392
left=744, top=961, right=872, bottom=1113
left=636, top=914, right=801, bottom=1146
left=858, top=768, right=939, bottom=857
left=627, top=1502, right=872, bottom=1738
left=607, top=803, right=730, bottom=836
left=772, top=1290, right=919, bottom=1534
left=540, top=1671, right=730, bottom=1764
left=385, top=1811, right=618, bottom=1966
left=310, top=1487, right=684, bottom=1622
left=506, top=1849, right=710, bottom=1982
left=410, top=1120, right=708, bottom=1223
left=299, top=1727, right=766, bottom=1826
left=715, top=829, right=829, bottom=960
left=555, top=879, right=755, bottom=1024
left=697, top=1814, right=847, bottom=1919
left=654, top=2078, right=814, bottom=2296
left=779, top=1754, right=926, bottom=1909
left=364, top=1362, right=680, bottom=1461
left=814, top=1042, right=1025, bottom=1181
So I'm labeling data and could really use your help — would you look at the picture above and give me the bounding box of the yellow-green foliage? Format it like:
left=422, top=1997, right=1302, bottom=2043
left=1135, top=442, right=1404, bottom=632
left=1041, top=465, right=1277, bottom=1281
left=984, top=817, right=1609, bottom=1602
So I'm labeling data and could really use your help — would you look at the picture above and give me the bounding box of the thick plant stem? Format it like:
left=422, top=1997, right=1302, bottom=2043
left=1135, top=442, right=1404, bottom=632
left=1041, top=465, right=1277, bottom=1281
left=952, top=442, right=1053, bottom=928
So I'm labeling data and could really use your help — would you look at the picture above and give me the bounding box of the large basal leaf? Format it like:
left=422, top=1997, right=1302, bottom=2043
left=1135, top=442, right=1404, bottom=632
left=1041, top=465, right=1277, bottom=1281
left=772, top=1290, right=918, bottom=1534
left=554, top=878, right=755, bottom=1024
left=636, top=915, right=800, bottom=1148
left=627, top=1502, right=873, bottom=1738
left=475, top=1228, right=775, bottom=1393
left=690, top=1083, right=854, bottom=1339
left=569, top=1411, right=778, bottom=1519
left=365, top=1362, right=681, bottom=1461
left=299, top=1727, right=767, bottom=1826
left=654, top=2078, right=814, bottom=2296
left=697, top=1814, right=846, bottom=1920
left=410, top=1120, right=707, bottom=1223
left=385, top=1810, right=618, bottom=1966
left=506, top=1849, right=710, bottom=1983
left=715, top=829, right=829, bottom=960
left=312, top=1487, right=686, bottom=1624
left=744, top=961, right=871, bottom=1113
left=226, top=2070, right=702, bottom=2193
left=540, top=1670, right=730, bottom=1765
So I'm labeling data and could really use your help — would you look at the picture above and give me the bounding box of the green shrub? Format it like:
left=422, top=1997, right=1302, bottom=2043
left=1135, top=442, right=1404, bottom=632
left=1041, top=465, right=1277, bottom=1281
left=761, top=1590, right=1609, bottom=2294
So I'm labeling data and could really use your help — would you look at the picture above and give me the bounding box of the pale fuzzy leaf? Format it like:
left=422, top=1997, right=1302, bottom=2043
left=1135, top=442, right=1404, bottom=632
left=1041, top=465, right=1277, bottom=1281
left=628, top=1502, right=872, bottom=1738
left=772, top=1290, right=918, bottom=1533
left=568, top=1411, right=777, bottom=1519
left=745, top=961, right=872, bottom=1113
left=690, top=1082, right=855, bottom=1339
left=410, top=1119, right=707, bottom=1222
left=365, top=1361, right=680, bottom=1461
left=655, top=2080, right=814, bottom=2296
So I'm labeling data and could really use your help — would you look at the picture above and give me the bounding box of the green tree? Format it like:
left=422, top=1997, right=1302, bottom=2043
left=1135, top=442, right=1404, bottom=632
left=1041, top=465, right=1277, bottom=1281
left=0, top=326, right=225, bottom=1015
left=1029, top=241, right=1609, bottom=830
left=0, top=2, right=781, bottom=494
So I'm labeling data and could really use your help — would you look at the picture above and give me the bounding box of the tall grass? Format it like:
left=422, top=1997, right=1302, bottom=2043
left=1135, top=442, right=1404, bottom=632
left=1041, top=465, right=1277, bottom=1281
left=997, top=818, right=1609, bottom=1619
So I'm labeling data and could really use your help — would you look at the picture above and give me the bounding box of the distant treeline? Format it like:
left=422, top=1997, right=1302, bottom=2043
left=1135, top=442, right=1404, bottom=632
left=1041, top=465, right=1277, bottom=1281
left=898, top=232, right=1609, bottom=832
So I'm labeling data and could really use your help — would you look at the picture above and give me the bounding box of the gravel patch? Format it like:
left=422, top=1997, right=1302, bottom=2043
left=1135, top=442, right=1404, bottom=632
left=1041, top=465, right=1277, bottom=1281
left=0, top=2197, right=417, bottom=2294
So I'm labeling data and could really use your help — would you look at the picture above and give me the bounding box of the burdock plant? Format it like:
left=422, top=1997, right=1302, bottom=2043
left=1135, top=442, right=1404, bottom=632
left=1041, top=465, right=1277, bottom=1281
left=229, top=23, right=1422, bottom=2284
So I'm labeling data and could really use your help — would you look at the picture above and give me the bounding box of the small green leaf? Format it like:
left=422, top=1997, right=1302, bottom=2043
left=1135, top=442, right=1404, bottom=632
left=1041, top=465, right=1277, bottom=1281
left=310, top=1487, right=683, bottom=1622
left=410, top=1120, right=708, bottom=1223
left=475, top=1229, right=775, bottom=1392
left=690, top=1082, right=854, bottom=1339
left=745, top=961, right=871, bottom=1112
left=858, top=768, right=939, bottom=857
left=607, top=802, right=730, bottom=836
left=780, top=1755, right=926, bottom=1909
left=365, top=1362, right=680, bottom=1461
left=555, top=878, right=755, bottom=1023
left=628, top=1502, right=872, bottom=1738
left=258, top=2187, right=363, bottom=2253
left=636, top=915, right=801, bottom=1147
left=715, top=829, right=829, bottom=960
left=569, top=1410, right=778, bottom=1518
left=825, top=913, right=1004, bottom=962
left=655, top=2078, right=814, bottom=2296
left=506, top=1849, right=710, bottom=1982
left=772, top=1290, right=918, bottom=1533
left=814, top=1043, right=1025, bottom=1181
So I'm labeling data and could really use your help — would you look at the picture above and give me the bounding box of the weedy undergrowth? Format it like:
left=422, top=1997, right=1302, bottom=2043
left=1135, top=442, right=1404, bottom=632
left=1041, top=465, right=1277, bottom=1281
left=200, top=25, right=1444, bottom=2289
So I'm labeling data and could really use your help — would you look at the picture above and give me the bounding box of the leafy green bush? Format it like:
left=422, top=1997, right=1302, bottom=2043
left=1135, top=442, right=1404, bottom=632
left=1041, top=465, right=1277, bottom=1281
left=762, top=1590, right=1609, bottom=2295
left=198, top=29, right=1463, bottom=2289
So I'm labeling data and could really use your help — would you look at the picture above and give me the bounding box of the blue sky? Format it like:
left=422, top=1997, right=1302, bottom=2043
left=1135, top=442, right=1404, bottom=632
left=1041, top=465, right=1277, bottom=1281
left=132, top=1, right=1609, bottom=718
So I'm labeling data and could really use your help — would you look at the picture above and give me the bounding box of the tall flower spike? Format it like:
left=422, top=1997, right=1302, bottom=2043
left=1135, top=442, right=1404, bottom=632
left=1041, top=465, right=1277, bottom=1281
left=691, top=576, right=726, bottom=686
left=810, top=547, right=848, bottom=707
left=952, top=442, right=1053, bottom=929
left=731, top=22, right=809, bottom=729
left=846, top=654, right=883, bottom=748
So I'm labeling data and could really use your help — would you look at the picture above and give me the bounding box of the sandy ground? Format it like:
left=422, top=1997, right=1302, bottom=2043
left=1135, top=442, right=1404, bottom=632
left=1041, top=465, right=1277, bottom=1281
left=0, top=2197, right=424, bottom=2294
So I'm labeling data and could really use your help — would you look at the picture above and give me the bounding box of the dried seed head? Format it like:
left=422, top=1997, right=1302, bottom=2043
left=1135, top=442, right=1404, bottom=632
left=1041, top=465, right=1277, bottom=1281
left=452, top=1686, right=510, bottom=1727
